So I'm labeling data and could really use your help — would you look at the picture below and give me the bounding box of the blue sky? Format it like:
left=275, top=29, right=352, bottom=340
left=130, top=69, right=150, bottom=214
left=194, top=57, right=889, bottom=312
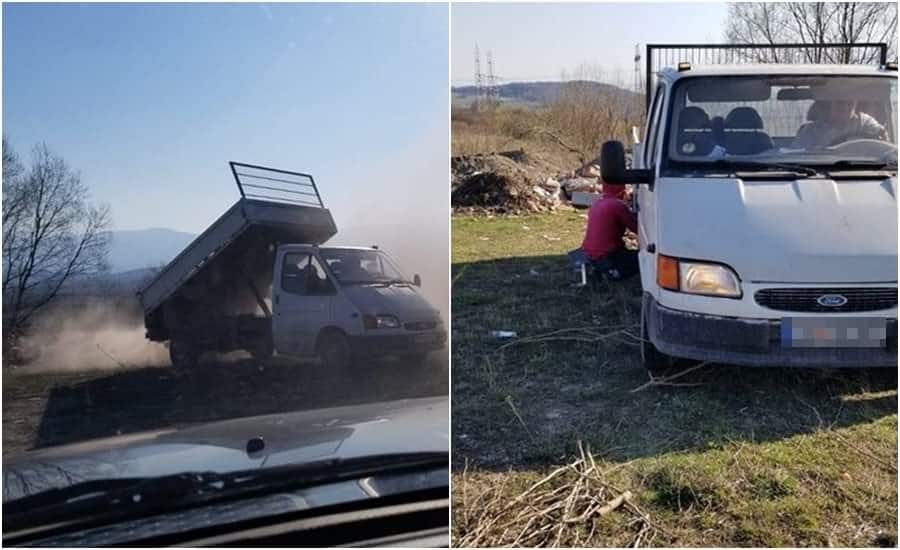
left=452, top=2, right=728, bottom=85
left=3, top=3, right=449, bottom=234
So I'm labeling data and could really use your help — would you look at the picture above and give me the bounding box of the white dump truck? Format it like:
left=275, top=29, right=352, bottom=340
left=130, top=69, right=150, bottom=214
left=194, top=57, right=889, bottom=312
left=138, top=163, right=445, bottom=369
left=599, top=43, right=898, bottom=372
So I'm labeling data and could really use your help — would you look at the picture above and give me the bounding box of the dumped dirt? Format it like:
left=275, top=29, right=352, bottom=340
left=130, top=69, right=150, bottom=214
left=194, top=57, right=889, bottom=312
left=452, top=150, right=600, bottom=214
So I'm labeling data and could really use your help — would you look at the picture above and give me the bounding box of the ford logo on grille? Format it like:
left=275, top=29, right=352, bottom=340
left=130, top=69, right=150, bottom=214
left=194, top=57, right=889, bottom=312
left=816, top=294, right=848, bottom=307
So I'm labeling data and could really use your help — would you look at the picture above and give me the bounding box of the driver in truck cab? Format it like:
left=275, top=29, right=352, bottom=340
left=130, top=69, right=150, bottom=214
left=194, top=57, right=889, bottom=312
left=580, top=182, right=639, bottom=281
left=793, top=99, right=888, bottom=149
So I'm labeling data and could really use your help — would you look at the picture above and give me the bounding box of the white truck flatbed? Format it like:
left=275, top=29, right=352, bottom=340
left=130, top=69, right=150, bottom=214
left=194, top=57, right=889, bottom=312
left=138, top=163, right=337, bottom=319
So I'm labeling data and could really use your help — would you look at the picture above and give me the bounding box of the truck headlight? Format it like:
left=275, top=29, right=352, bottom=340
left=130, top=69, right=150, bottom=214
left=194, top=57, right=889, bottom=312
left=363, top=314, right=401, bottom=329
left=658, top=255, right=742, bottom=298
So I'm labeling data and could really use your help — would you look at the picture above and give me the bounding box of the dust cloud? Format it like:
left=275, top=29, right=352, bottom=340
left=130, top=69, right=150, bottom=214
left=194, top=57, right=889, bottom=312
left=326, top=126, right=450, bottom=323
left=16, top=300, right=169, bottom=372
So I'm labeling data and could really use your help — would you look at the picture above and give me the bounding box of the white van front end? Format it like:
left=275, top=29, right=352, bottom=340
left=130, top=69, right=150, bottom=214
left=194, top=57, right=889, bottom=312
left=609, top=64, right=898, bottom=368
left=643, top=174, right=897, bottom=367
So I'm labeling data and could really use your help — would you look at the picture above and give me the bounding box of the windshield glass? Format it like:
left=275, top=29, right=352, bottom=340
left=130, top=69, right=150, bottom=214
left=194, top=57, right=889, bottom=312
left=320, top=248, right=409, bottom=285
left=667, top=75, right=898, bottom=167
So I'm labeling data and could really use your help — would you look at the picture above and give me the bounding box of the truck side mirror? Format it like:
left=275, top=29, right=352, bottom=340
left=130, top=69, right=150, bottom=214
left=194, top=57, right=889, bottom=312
left=413, top=274, right=422, bottom=287
left=600, top=141, right=652, bottom=185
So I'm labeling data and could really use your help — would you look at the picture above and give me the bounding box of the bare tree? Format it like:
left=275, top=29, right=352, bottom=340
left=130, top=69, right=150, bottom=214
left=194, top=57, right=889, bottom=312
left=2, top=140, right=111, bottom=354
left=537, top=64, right=643, bottom=163
left=725, top=2, right=898, bottom=63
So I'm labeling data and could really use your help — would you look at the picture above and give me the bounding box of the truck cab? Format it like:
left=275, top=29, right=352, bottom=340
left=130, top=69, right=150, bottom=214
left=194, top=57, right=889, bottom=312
left=273, top=245, right=445, bottom=368
left=140, top=163, right=445, bottom=369
left=601, top=54, right=898, bottom=371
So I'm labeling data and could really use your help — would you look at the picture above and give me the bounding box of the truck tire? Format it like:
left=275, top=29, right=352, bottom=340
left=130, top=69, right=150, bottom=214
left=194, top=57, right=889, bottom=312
left=641, top=295, right=674, bottom=376
left=169, top=339, right=199, bottom=369
left=317, top=330, right=351, bottom=370
left=251, top=338, right=274, bottom=362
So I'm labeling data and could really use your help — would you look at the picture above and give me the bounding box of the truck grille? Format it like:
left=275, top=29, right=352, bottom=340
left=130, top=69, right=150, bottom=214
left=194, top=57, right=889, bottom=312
left=405, top=321, right=437, bottom=331
left=755, top=288, right=898, bottom=313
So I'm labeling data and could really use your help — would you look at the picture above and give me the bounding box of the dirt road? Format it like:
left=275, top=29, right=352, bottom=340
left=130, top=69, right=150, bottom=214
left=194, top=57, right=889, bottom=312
left=3, top=353, right=447, bottom=457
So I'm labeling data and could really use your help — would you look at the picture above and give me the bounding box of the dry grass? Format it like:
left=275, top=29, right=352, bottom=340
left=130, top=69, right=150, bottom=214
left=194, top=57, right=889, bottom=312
left=451, top=106, right=582, bottom=168
left=454, top=442, right=660, bottom=547
left=451, top=212, right=898, bottom=547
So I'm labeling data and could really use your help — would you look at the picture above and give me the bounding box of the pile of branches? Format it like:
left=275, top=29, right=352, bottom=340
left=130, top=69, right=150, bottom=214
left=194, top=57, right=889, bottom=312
left=454, top=442, right=667, bottom=547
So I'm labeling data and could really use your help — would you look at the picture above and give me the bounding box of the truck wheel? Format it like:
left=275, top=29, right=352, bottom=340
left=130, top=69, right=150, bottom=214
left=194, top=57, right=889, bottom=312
left=317, top=330, right=351, bottom=370
left=251, top=338, right=274, bottom=362
left=169, top=339, right=199, bottom=369
left=641, top=296, right=673, bottom=376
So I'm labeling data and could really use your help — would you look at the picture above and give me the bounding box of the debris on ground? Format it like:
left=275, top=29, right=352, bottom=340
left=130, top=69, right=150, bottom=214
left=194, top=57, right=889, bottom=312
left=453, top=442, right=662, bottom=547
left=452, top=149, right=601, bottom=214
left=450, top=148, right=637, bottom=215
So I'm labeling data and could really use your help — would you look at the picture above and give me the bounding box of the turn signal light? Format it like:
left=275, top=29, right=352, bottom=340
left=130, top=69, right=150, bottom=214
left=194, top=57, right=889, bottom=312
left=657, top=255, right=679, bottom=291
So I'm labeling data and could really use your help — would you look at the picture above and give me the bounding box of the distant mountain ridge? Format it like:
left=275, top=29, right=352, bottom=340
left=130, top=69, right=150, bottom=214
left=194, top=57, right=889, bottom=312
left=105, top=228, right=196, bottom=273
left=452, top=80, right=637, bottom=106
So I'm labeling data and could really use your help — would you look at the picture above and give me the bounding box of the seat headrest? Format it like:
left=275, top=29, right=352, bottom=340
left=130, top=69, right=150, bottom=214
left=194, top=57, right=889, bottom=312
left=807, top=100, right=827, bottom=122
left=725, top=107, right=764, bottom=130
left=678, top=106, right=711, bottom=130
left=711, top=116, right=725, bottom=136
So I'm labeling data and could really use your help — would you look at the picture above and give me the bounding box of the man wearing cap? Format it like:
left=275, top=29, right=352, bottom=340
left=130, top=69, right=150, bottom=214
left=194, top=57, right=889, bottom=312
left=580, top=183, right=639, bottom=281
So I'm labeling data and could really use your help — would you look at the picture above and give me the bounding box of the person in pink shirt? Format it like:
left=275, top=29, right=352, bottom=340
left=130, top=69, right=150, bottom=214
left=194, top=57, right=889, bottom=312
left=579, top=183, right=639, bottom=281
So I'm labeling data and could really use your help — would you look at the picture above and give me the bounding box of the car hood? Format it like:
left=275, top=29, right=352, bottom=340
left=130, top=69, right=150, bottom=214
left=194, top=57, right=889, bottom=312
left=657, top=175, right=898, bottom=283
left=3, top=396, right=448, bottom=502
left=342, top=284, right=440, bottom=322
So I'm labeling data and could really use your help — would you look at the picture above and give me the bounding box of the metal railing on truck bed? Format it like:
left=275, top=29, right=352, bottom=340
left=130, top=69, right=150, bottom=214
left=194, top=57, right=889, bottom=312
left=644, top=42, right=890, bottom=109
left=230, top=162, right=324, bottom=207
left=137, top=162, right=337, bottom=318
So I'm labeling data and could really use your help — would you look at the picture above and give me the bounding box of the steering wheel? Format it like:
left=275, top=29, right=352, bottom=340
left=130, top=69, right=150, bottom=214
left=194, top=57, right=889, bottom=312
left=825, top=138, right=897, bottom=159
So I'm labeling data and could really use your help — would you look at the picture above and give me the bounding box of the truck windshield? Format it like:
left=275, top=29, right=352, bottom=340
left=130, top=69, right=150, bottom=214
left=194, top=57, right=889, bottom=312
left=666, top=75, right=898, bottom=169
left=320, top=248, right=410, bottom=285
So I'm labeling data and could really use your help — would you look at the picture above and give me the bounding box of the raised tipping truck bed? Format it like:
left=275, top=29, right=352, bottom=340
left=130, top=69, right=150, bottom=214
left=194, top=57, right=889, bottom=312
left=138, top=163, right=337, bottom=349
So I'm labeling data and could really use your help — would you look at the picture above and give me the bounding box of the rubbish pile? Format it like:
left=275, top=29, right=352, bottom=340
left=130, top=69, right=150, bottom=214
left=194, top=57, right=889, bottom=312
left=451, top=150, right=603, bottom=214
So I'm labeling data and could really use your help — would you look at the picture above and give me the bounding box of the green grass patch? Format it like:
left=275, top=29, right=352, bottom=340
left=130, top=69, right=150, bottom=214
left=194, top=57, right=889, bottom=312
left=451, top=211, right=897, bottom=547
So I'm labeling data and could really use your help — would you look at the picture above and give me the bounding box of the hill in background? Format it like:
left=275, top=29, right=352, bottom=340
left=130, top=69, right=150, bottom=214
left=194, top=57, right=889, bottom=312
left=105, top=228, right=196, bottom=273
left=452, top=80, right=637, bottom=108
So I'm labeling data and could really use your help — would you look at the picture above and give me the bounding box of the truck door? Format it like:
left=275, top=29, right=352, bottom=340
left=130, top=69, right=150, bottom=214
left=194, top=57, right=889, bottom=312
left=273, top=250, right=336, bottom=356
left=637, top=82, right=667, bottom=294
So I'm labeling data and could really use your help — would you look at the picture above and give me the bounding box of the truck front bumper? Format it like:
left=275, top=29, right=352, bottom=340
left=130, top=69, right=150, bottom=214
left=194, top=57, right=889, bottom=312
left=350, top=329, right=447, bottom=358
left=646, top=296, right=897, bottom=368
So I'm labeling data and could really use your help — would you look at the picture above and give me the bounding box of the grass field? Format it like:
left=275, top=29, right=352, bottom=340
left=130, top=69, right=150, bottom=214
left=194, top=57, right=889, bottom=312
left=451, top=210, right=898, bottom=547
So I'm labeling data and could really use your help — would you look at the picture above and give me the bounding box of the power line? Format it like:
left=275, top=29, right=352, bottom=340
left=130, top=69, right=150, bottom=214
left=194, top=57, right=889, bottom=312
left=474, top=44, right=484, bottom=110
left=487, top=50, right=498, bottom=104
left=633, top=43, right=642, bottom=94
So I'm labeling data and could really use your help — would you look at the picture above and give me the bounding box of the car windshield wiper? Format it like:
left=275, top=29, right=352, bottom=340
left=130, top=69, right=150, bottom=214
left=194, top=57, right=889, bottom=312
left=348, top=279, right=410, bottom=287
left=701, top=159, right=819, bottom=177
left=4, top=451, right=447, bottom=540
left=826, top=159, right=898, bottom=171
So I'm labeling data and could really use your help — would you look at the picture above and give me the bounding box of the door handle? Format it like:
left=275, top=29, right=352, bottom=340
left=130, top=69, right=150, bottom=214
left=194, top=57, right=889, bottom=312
left=274, top=294, right=280, bottom=305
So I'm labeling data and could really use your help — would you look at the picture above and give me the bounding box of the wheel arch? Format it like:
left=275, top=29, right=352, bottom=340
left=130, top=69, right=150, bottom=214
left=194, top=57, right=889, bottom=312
left=314, top=325, right=349, bottom=353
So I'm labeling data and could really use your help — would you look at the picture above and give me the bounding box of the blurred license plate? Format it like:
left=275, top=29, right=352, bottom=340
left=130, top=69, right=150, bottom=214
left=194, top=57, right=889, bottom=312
left=781, top=317, right=887, bottom=348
